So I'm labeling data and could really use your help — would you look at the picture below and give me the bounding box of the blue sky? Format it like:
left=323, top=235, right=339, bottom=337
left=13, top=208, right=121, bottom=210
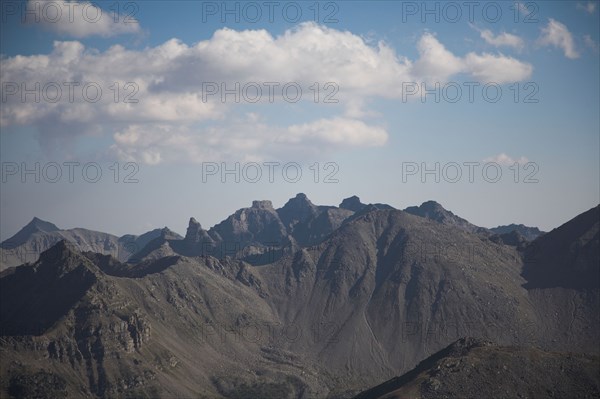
left=1, top=0, right=599, bottom=240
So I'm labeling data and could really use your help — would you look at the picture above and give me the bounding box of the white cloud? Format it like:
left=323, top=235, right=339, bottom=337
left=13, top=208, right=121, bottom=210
left=285, top=118, right=388, bottom=147
left=464, top=52, right=533, bottom=84
left=576, top=2, right=597, bottom=14
left=478, top=29, right=525, bottom=50
left=23, top=0, right=141, bottom=38
left=484, top=153, right=529, bottom=166
left=411, top=33, right=531, bottom=83
left=109, top=117, right=388, bottom=164
left=537, top=19, right=579, bottom=59
left=0, top=23, right=534, bottom=163
left=412, top=33, right=464, bottom=82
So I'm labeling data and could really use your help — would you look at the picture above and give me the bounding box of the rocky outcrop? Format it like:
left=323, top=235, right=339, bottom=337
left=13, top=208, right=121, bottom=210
left=404, top=200, right=489, bottom=234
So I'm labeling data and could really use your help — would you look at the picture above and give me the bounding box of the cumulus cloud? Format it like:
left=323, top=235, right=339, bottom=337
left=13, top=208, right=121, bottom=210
left=411, top=33, right=531, bottom=84
left=110, top=117, right=387, bottom=164
left=21, top=0, right=141, bottom=38
left=464, top=52, right=533, bottom=84
left=412, top=33, right=463, bottom=82
left=484, top=153, right=529, bottom=166
left=537, top=19, right=579, bottom=59
left=0, top=23, right=534, bottom=163
left=478, top=29, right=525, bottom=50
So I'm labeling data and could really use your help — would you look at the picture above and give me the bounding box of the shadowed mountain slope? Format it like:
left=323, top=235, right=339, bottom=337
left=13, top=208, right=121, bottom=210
left=353, top=337, right=600, bottom=399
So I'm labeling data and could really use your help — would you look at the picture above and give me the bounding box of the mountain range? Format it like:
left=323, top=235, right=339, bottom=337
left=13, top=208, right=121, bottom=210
left=0, top=218, right=176, bottom=270
left=0, top=195, right=598, bottom=398
left=1, top=194, right=543, bottom=271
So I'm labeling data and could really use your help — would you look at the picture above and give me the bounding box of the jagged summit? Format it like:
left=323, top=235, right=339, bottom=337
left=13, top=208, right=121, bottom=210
left=187, top=217, right=202, bottom=231
left=1, top=217, right=60, bottom=248
left=284, top=192, right=313, bottom=206
left=339, top=195, right=395, bottom=214
left=404, top=200, right=487, bottom=234
left=277, top=193, right=318, bottom=228
left=34, top=239, right=98, bottom=277
left=340, top=195, right=364, bottom=212
left=490, top=223, right=544, bottom=241
left=252, top=200, right=274, bottom=209
left=160, top=226, right=180, bottom=239
left=184, top=217, right=213, bottom=245
left=404, top=200, right=447, bottom=217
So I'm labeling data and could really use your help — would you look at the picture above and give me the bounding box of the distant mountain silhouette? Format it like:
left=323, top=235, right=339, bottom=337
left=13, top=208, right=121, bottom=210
left=0, top=221, right=179, bottom=270
left=491, top=223, right=544, bottom=241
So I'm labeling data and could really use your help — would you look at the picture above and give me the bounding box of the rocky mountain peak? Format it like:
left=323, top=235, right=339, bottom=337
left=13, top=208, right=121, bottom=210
left=404, top=200, right=447, bottom=219
left=160, top=227, right=180, bottom=240
left=252, top=200, right=274, bottom=209
left=184, top=217, right=211, bottom=244
left=404, top=200, right=487, bottom=234
left=1, top=217, right=60, bottom=248
left=278, top=193, right=318, bottom=228
left=29, top=217, right=60, bottom=230
left=490, top=223, right=544, bottom=241
left=188, top=217, right=201, bottom=230
left=419, top=199, right=444, bottom=210
left=340, top=195, right=365, bottom=212
left=35, top=240, right=90, bottom=276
